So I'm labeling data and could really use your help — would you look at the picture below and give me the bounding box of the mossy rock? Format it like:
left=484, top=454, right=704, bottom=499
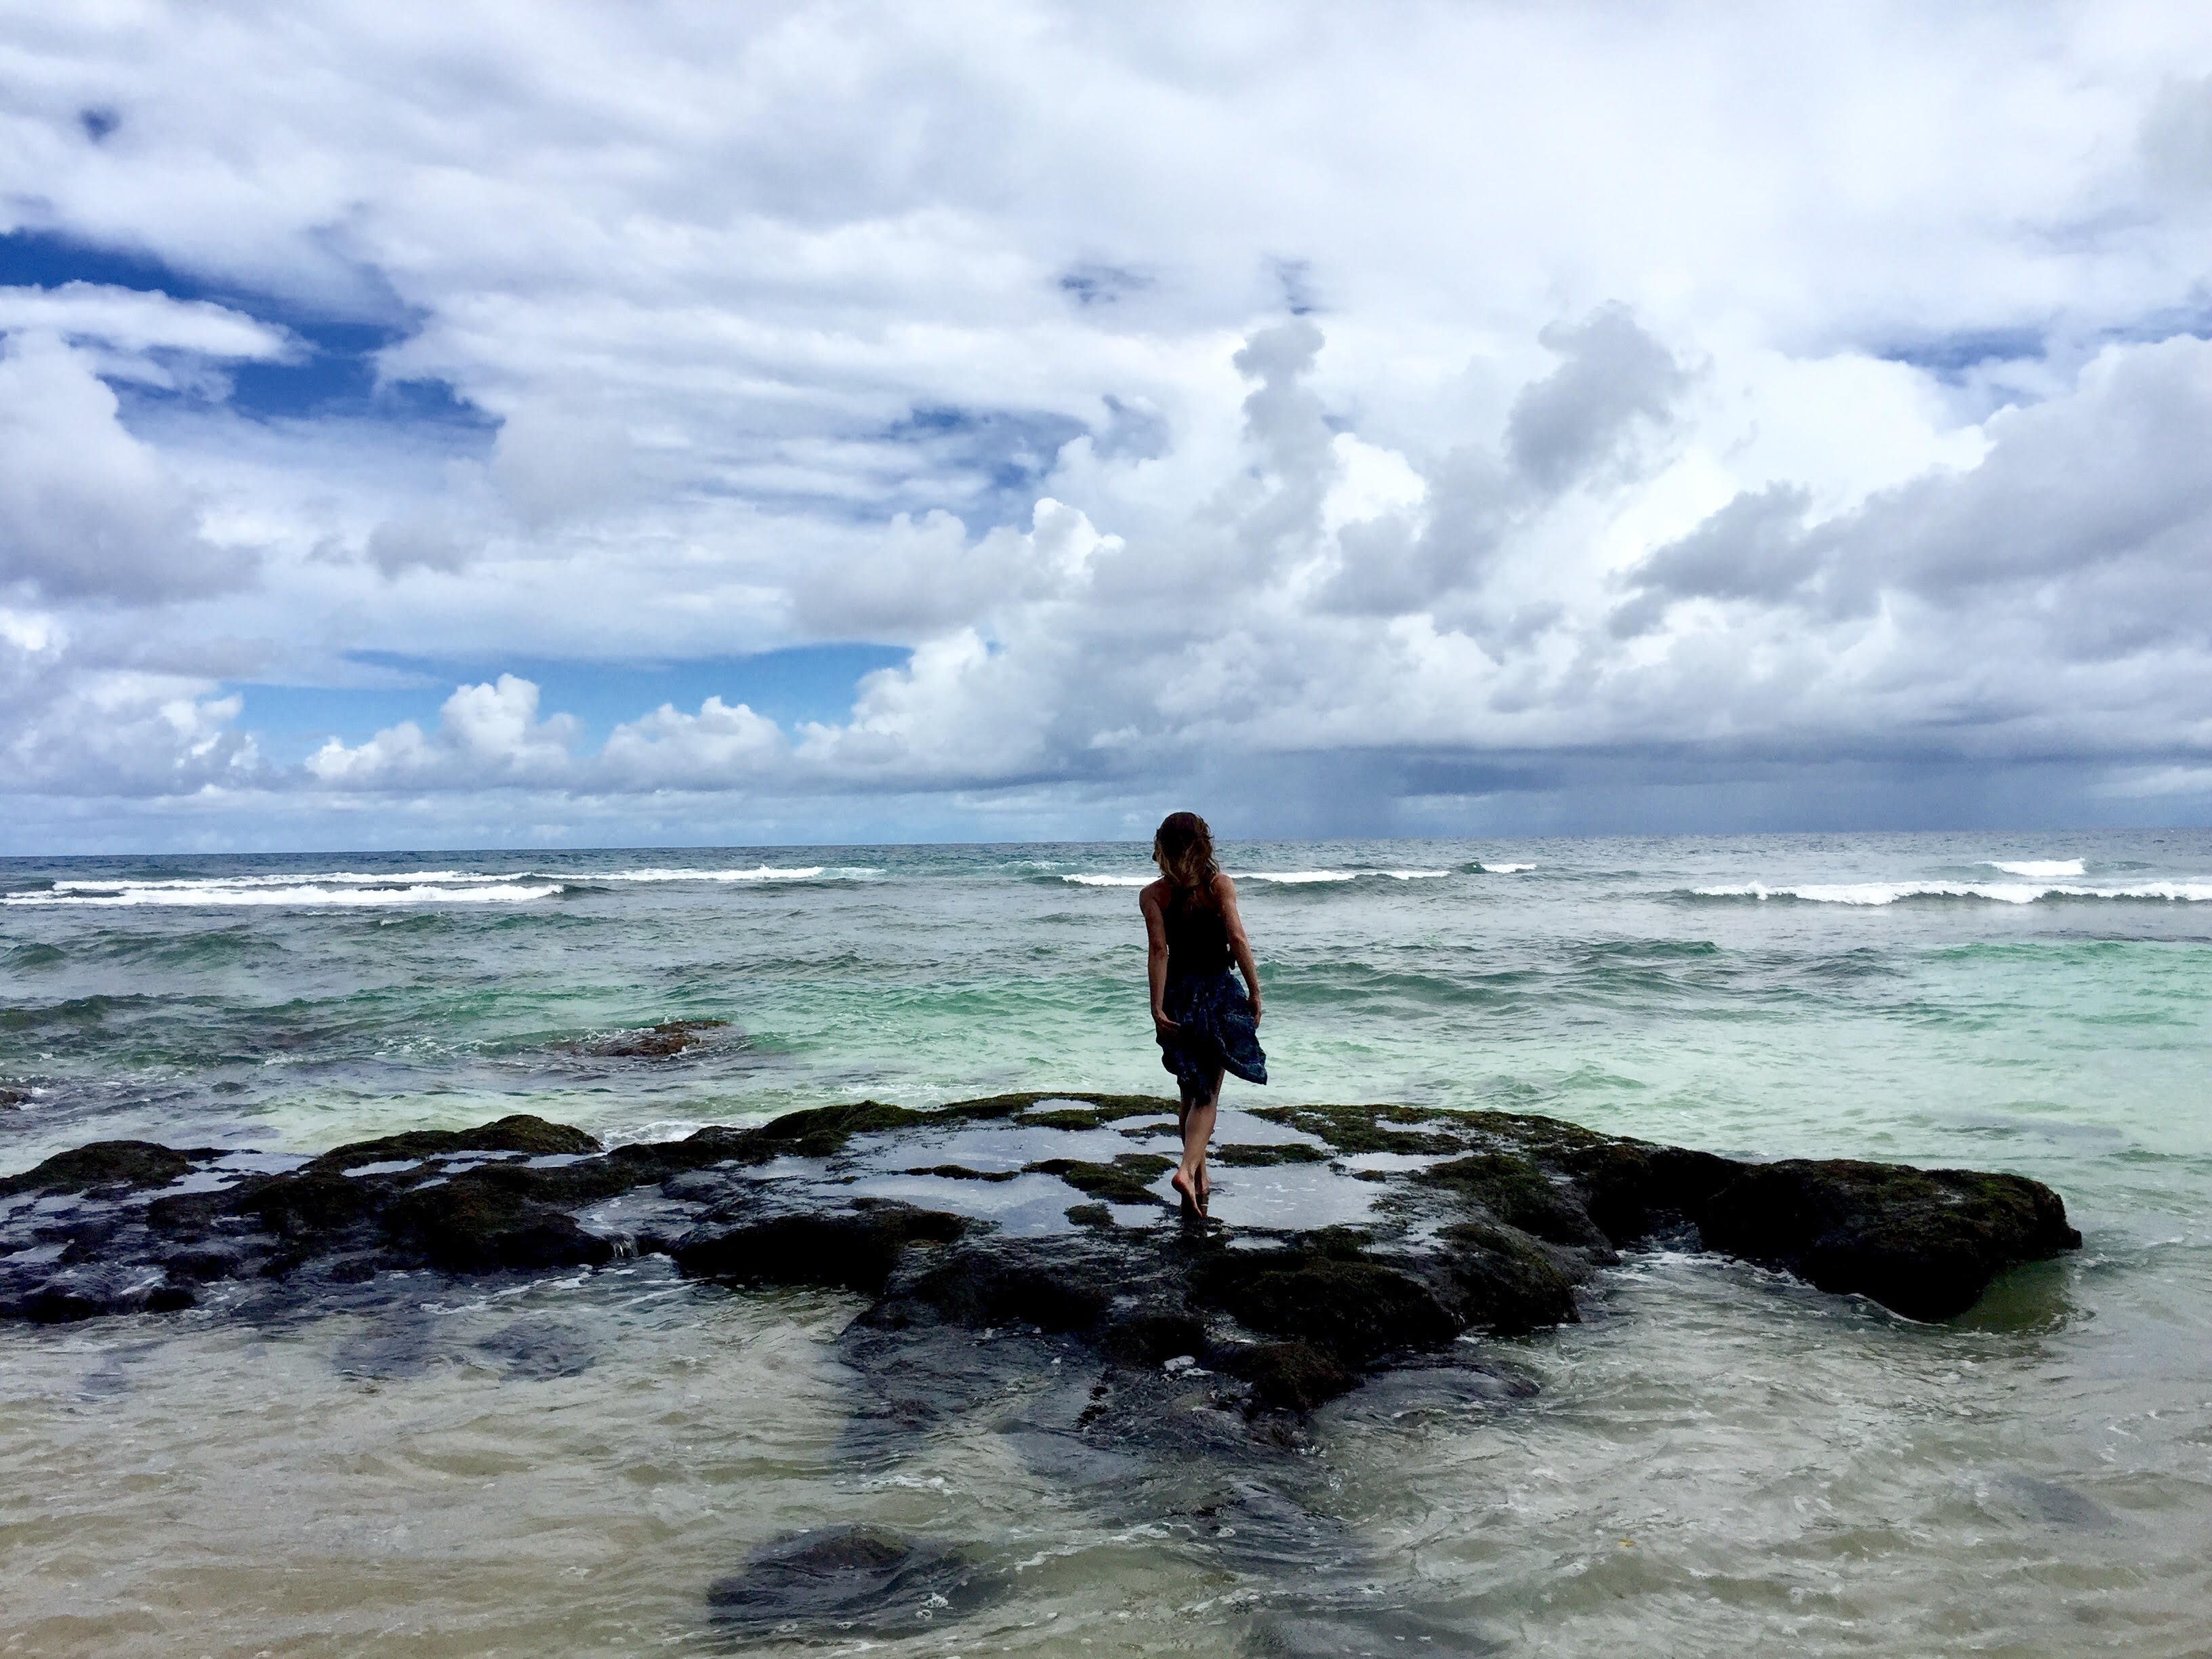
left=380, top=1171, right=615, bottom=1273
left=1099, top=1307, right=1208, bottom=1365
left=0, top=1139, right=217, bottom=1197
left=230, top=1170, right=379, bottom=1238
left=675, top=1206, right=968, bottom=1295
left=314, top=1113, right=600, bottom=1171
left=1025, top=1154, right=1174, bottom=1206
left=1421, top=1152, right=1605, bottom=1247
left=1695, top=1160, right=2084, bottom=1322
left=459, top=1158, right=650, bottom=1208
left=1195, top=1248, right=1459, bottom=1364
left=905, top=1164, right=1021, bottom=1183
left=564, top=1018, right=730, bottom=1057
left=1213, top=1142, right=1328, bottom=1167
left=901, top=1250, right=1113, bottom=1332
left=726, top=1101, right=928, bottom=1160
left=1244, top=1103, right=1465, bottom=1156
left=1223, top=1339, right=1356, bottom=1412
left=935, top=1091, right=1178, bottom=1130
left=1552, top=1140, right=1739, bottom=1244
left=1434, top=1219, right=1584, bottom=1332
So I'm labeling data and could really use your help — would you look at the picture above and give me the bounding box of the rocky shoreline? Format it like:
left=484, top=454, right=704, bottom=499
left=0, top=1092, right=2081, bottom=1410
left=0, top=1092, right=2090, bottom=1643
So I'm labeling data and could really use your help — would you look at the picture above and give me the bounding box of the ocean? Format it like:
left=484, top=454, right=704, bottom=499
left=3, top=830, right=2209, bottom=1654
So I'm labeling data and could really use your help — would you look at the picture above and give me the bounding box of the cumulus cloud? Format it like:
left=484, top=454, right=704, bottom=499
left=308, top=674, right=579, bottom=787
left=0, top=332, right=256, bottom=601
left=0, top=607, right=262, bottom=795
left=6, top=2, right=2212, bottom=844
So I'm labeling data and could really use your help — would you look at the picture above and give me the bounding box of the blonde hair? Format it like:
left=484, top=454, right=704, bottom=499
left=1151, top=811, right=1219, bottom=897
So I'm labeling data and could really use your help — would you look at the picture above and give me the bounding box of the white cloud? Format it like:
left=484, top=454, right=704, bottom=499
left=0, top=332, right=253, bottom=600
left=0, top=281, right=294, bottom=364
left=5, top=1, right=2212, bottom=842
left=0, top=605, right=262, bottom=795
left=307, top=674, right=579, bottom=787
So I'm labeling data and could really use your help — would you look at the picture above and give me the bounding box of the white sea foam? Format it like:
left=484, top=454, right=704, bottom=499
left=1479, top=863, right=1536, bottom=874
left=1694, top=880, right=2212, bottom=905
left=5, top=879, right=560, bottom=908
left=37, top=869, right=504, bottom=893
left=1982, top=859, right=2087, bottom=878
left=1060, top=868, right=1450, bottom=887
left=598, top=865, right=877, bottom=882
left=7, top=863, right=895, bottom=905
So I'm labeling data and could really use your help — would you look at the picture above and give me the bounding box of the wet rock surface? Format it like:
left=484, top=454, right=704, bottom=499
left=0, top=1092, right=2080, bottom=1366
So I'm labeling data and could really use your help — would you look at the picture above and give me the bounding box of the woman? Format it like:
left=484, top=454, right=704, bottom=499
left=1140, top=812, right=1266, bottom=1214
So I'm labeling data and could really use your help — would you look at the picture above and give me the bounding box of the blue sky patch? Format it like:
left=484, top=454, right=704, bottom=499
left=0, top=228, right=484, bottom=426
left=230, top=643, right=912, bottom=762
left=1879, top=327, right=2047, bottom=380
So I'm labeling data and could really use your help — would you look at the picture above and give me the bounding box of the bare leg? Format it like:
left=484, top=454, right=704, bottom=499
left=1176, top=1065, right=1223, bottom=1214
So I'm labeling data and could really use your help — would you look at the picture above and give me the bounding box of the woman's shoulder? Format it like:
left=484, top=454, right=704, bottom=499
left=1138, top=876, right=1172, bottom=907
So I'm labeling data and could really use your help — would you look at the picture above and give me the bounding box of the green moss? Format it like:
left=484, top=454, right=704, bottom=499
left=1420, top=1152, right=1603, bottom=1246
left=1020, top=1109, right=1116, bottom=1130
left=1434, top=1219, right=1584, bottom=1332
left=1213, top=1142, right=1328, bottom=1166
left=0, top=1139, right=212, bottom=1197
left=1450, top=1109, right=1614, bottom=1158
left=933, top=1090, right=1179, bottom=1128
left=1244, top=1103, right=1465, bottom=1155
left=231, top=1170, right=377, bottom=1237
left=723, top=1101, right=928, bottom=1160
left=905, top=1164, right=1021, bottom=1183
left=315, top=1113, right=600, bottom=1170
left=1025, top=1153, right=1174, bottom=1206
left=379, top=1171, right=615, bottom=1273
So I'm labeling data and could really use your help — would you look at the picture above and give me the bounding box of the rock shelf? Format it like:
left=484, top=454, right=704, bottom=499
left=1, top=1092, right=2081, bottom=1416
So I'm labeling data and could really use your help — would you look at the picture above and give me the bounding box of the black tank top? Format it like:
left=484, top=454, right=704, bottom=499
left=1164, top=884, right=1231, bottom=979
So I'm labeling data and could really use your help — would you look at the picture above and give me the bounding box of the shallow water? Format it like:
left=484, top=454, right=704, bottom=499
left=3, top=831, right=2211, bottom=1654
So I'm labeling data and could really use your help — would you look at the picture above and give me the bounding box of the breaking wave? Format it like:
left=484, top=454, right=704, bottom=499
left=1060, top=869, right=1452, bottom=888
left=1690, top=880, right=2212, bottom=905
left=1982, top=859, right=2087, bottom=878
left=598, top=866, right=882, bottom=882
left=4, top=874, right=562, bottom=908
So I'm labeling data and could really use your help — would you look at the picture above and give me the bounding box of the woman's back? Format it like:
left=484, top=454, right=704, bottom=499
left=1162, top=880, right=1231, bottom=979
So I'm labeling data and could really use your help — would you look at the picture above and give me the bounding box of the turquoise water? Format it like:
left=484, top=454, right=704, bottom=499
left=3, top=832, right=2211, bottom=1654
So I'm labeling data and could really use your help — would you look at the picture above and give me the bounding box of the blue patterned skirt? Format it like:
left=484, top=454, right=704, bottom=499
left=1158, top=970, right=1268, bottom=1093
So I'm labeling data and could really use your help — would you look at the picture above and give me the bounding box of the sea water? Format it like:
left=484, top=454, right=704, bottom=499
left=1, top=831, right=2208, bottom=1654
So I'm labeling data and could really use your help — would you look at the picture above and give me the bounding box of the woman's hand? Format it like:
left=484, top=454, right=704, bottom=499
left=1152, top=1006, right=1180, bottom=1038
left=1248, top=996, right=1263, bottom=1027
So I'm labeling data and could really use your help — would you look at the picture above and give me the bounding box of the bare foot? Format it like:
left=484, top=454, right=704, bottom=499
left=1170, top=1169, right=1200, bottom=1213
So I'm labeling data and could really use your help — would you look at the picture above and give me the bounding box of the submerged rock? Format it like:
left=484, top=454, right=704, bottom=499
left=560, top=1018, right=731, bottom=1058
left=706, top=1526, right=1004, bottom=1637
left=0, top=1092, right=2079, bottom=1380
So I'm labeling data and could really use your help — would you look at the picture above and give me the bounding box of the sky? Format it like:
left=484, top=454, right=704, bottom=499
left=4, top=1, right=2212, bottom=853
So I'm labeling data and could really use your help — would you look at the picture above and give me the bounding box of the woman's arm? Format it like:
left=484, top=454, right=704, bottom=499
left=1140, top=884, right=1177, bottom=1032
left=1214, top=874, right=1263, bottom=1023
